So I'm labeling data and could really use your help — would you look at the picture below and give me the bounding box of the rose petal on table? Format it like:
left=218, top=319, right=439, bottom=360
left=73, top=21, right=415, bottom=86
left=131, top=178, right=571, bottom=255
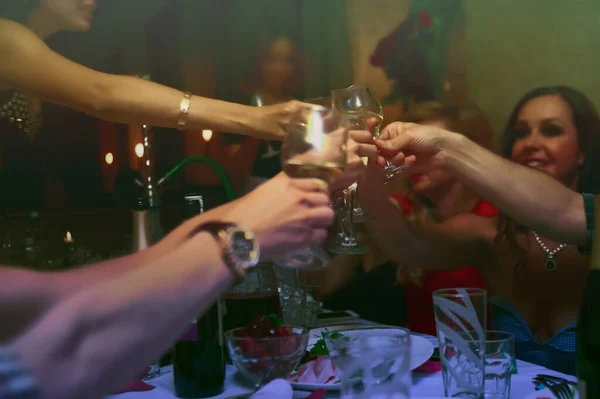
left=306, top=388, right=327, bottom=399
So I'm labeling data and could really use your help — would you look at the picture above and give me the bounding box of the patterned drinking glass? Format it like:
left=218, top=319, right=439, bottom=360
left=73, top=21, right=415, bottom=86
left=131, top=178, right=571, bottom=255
left=433, top=288, right=487, bottom=398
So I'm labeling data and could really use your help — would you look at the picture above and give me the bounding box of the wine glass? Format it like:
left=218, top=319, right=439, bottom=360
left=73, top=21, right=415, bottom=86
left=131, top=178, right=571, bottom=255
left=332, top=84, right=406, bottom=181
left=274, top=105, right=348, bottom=270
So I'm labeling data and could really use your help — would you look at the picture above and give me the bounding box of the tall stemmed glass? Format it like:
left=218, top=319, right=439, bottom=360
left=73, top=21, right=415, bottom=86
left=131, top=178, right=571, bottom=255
left=332, top=84, right=405, bottom=182
left=274, top=105, right=349, bottom=271
left=304, top=97, right=365, bottom=255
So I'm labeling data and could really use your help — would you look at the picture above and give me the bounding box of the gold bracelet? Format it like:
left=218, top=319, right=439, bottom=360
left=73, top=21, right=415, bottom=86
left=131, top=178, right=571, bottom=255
left=177, top=91, right=192, bottom=131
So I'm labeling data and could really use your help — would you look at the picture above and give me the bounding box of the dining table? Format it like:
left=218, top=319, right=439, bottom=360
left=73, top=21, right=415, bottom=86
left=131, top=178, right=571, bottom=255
left=109, top=341, right=576, bottom=399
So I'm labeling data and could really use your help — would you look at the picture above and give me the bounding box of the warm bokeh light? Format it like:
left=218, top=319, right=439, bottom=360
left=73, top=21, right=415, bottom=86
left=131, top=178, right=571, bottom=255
left=135, top=143, right=144, bottom=158
left=202, top=129, right=213, bottom=142
left=105, top=152, right=114, bottom=165
left=64, top=231, right=73, bottom=243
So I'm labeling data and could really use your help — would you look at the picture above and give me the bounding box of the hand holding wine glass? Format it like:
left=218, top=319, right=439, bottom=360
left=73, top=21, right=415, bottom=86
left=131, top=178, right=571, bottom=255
left=281, top=106, right=349, bottom=186
left=332, top=85, right=407, bottom=182
left=275, top=106, right=349, bottom=269
left=225, top=173, right=334, bottom=259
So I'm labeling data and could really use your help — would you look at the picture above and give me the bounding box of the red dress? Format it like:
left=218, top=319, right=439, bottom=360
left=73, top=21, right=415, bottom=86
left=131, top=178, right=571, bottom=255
left=389, top=193, right=498, bottom=336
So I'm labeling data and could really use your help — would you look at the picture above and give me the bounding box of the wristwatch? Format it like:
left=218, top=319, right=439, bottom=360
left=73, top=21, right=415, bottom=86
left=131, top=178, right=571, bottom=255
left=195, top=222, right=260, bottom=279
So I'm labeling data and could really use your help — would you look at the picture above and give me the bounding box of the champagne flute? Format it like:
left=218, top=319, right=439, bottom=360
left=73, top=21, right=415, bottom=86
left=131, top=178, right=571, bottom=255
left=332, top=84, right=406, bottom=182
left=274, top=106, right=349, bottom=270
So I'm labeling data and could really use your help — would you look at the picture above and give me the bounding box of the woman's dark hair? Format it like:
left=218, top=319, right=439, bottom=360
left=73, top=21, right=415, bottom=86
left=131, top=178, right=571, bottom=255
left=497, top=85, right=600, bottom=274
left=501, top=85, right=600, bottom=194
left=0, top=0, right=39, bottom=24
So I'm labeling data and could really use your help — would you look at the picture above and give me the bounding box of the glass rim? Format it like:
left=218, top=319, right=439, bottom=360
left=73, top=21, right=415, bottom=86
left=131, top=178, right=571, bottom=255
left=458, top=329, right=514, bottom=344
left=332, top=84, right=372, bottom=94
left=482, top=330, right=514, bottom=343
left=224, top=326, right=309, bottom=341
left=304, top=96, right=332, bottom=106
left=322, top=325, right=412, bottom=338
left=432, top=287, right=487, bottom=298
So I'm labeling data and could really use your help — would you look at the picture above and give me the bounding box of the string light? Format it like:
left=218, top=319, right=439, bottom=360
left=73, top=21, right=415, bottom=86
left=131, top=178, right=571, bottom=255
left=202, top=129, right=213, bottom=142
left=135, top=143, right=144, bottom=158
left=105, top=152, right=114, bottom=165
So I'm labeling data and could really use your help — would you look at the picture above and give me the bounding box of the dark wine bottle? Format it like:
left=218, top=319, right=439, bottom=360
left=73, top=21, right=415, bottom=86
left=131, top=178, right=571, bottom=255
left=577, top=270, right=600, bottom=399
left=577, top=195, right=600, bottom=399
left=173, top=194, right=225, bottom=398
left=173, top=301, right=225, bottom=398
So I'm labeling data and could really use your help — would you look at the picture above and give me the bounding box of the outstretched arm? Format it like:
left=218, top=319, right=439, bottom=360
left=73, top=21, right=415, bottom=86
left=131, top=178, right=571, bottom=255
left=439, top=134, right=587, bottom=246
left=0, top=19, right=301, bottom=140
left=353, top=124, right=590, bottom=246
left=10, top=233, right=233, bottom=399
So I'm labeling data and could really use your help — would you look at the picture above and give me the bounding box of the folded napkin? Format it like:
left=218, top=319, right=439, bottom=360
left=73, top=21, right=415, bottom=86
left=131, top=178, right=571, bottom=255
left=250, top=379, right=293, bottom=399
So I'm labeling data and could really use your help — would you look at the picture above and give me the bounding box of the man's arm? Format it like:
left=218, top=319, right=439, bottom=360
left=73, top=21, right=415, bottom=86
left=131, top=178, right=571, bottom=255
left=0, top=174, right=334, bottom=344
left=10, top=233, right=234, bottom=399
left=8, top=173, right=334, bottom=399
left=0, top=200, right=239, bottom=343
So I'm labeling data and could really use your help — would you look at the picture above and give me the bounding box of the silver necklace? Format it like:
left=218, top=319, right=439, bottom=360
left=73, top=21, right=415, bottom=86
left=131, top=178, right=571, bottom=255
left=532, top=230, right=568, bottom=271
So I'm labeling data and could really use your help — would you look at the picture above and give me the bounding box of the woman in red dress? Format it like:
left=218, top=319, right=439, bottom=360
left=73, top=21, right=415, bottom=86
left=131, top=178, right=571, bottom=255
left=318, top=102, right=496, bottom=332
left=389, top=102, right=497, bottom=335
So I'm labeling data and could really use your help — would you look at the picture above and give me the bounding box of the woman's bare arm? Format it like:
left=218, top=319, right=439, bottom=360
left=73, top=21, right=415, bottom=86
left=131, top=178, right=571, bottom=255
left=368, top=124, right=588, bottom=245
left=0, top=19, right=297, bottom=140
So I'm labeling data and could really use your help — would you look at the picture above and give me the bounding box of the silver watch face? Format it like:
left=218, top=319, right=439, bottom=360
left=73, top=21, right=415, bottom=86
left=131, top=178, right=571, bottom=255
left=226, top=227, right=259, bottom=268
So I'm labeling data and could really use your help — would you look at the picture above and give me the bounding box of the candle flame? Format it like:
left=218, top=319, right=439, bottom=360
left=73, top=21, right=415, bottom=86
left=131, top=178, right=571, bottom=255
left=65, top=231, right=73, bottom=242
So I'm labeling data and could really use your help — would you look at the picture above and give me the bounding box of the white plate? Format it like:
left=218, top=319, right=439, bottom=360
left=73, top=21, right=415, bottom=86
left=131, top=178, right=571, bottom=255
left=290, top=327, right=434, bottom=391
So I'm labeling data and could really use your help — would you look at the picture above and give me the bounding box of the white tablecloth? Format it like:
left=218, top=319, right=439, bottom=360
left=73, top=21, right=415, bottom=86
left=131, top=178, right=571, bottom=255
left=108, top=360, right=574, bottom=399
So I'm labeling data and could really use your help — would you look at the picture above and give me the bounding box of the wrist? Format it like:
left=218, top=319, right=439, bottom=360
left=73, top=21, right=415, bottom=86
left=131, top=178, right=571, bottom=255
left=438, top=132, right=472, bottom=172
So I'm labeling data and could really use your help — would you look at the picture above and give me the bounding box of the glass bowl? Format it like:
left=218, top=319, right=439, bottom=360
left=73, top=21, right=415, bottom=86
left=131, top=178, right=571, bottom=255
left=225, top=326, right=309, bottom=388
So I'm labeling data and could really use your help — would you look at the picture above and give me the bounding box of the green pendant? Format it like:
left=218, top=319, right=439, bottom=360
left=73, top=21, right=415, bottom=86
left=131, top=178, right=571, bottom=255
left=545, top=258, right=557, bottom=271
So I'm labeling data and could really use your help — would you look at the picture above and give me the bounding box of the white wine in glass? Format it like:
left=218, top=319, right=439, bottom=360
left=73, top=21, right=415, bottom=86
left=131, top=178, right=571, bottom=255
left=276, top=106, right=348, bottom=270
left=283, top=160, right=344, bottom=185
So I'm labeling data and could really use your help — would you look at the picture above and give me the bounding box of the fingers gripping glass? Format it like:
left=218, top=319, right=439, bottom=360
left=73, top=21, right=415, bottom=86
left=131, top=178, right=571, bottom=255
left=332, top=85, right=407, bottom=182
left=275, top=106, right=349, bottom=270
left=305, top=97, right=367, bottom=255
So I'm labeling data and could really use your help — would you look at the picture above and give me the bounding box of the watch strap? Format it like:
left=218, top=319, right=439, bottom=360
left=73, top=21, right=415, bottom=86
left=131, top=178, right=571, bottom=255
left=188, top=222, right=258, bottom=279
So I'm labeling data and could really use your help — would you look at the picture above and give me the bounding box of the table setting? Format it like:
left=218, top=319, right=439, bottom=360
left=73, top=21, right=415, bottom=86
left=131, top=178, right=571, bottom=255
left=109, top=86, right=578, bottom=399
left=109, top=316, right=577, bottom=399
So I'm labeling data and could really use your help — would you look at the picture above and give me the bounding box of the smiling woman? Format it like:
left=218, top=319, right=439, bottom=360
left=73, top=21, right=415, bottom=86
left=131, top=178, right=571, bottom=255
left=498, top=86, right=600, bottom=271
left=502, top=86, right=600, bottom=195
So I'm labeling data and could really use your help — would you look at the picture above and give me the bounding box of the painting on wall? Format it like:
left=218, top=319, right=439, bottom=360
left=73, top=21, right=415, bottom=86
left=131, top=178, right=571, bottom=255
left=370, top=0, right=465, bottom=108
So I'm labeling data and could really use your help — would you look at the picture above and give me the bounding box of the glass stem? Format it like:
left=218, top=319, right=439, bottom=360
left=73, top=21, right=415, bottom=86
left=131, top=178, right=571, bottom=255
left=341, top=186, right=358, bottom=246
